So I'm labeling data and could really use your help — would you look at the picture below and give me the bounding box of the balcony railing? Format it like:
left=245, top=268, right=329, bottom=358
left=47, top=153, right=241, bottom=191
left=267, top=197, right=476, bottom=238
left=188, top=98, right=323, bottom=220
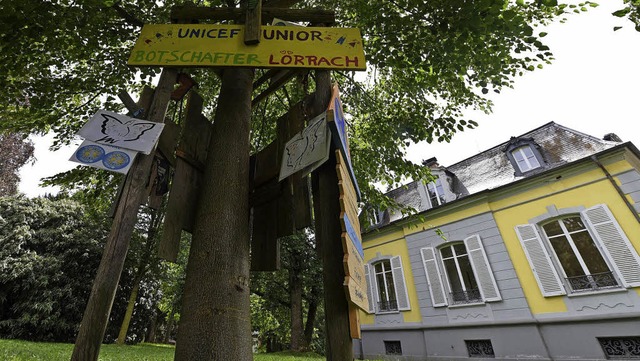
left=450, top=289, right=482, bottom=305
left=566, top=272, right=620, bottom=292
left=378, top=299, right=398, bottom=312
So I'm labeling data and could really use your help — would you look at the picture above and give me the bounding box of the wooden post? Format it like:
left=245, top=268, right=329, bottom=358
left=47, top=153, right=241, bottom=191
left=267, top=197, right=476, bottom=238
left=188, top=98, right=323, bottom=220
left=174, top=67, right=255, bottom=361
left=310, top=70, right=354, bottom=360
left=71, top=68, right=177, bottom=361
left=159, top=91, right=212, bottom=262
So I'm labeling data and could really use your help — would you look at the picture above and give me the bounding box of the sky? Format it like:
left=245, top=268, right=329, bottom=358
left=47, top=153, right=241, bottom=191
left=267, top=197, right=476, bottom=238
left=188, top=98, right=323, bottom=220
left=18, top=0, right=640, bottom=197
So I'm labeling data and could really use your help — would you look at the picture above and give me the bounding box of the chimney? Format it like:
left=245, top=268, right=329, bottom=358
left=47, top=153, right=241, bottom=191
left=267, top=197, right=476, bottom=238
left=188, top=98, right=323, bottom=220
left=422, top=157, right=439, bottom=167
left=603, top=133, right=622, bottom=142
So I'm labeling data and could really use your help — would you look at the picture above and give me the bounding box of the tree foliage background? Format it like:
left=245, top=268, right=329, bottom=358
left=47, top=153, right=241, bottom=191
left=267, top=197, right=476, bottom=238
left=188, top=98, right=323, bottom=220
left=2, top=0, right=634, bottom=352
left=0, top=133, right=34, bottom=196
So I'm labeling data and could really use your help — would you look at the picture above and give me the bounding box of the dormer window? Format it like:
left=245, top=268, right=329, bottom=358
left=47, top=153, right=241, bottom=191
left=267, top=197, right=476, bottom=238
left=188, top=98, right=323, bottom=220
left=427, top=179, right=446, bottom=207
left=503, top=137, right=546, bottom=176
left=512, top=145, right=541, bottom=172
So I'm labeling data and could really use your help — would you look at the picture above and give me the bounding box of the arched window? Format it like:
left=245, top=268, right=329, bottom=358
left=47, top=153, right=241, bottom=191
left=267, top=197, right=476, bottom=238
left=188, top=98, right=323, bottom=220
left=440, top=243, right=481, bottom=304
left=541, top=216, right=618, bottom=292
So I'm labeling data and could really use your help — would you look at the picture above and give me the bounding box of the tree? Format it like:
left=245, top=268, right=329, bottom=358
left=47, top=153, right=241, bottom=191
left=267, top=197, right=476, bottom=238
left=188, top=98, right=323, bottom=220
left=0, top=0, right=606, bottom=359
left=0, top=133, right=34, bottom=196
left=613, top=0, right=640, bottom=31
left=0, top=196, right=108, bottom=341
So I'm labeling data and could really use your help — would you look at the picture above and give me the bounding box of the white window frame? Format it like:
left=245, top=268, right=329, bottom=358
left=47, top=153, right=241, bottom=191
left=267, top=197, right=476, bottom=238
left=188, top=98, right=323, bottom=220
left=515, top=204, right=640, bottom=297
left=365, top=256, right=411, bottom=314
left=512, top=145, right=541, bottom=173
left=440, top=242, right=482, bottom=304
left=421, top=235, right=501, bottom=308
left=541, top=216, right=617, bottom=291
left=427, top=178, right=446, bottom=207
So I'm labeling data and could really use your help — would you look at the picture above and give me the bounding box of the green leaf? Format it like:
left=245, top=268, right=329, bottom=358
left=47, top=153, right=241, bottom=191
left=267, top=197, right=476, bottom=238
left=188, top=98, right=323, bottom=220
left=612, top=8, right=631, bottom=17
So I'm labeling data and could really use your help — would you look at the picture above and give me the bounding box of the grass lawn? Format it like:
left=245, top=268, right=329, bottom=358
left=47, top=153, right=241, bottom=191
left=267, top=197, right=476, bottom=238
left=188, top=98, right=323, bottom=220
left=0, top=339, right=331, bottom=360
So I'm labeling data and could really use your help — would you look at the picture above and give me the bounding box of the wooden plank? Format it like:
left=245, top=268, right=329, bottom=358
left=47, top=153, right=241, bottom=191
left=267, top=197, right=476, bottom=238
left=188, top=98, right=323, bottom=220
left=342, top=232, right=363, bottom=263
left=252, top=70, right=298, bottom=106
left=244, top=0, right=262, bottom=45
left=348, top=304, right=361, bottom=339
left=171, top=6, right=335, bottom=24
left=157, top=122, right=180, bottom=167
left=344, top=276, right=369, bottom=313
left=253, top=141, right=279, bottom=187
left=160, top=91, right=212, bottom=262
left=251, top=200, right=281, bottom=271
left=72, top=68, right=177, bottom=361
left=343, top=253, right=366, bottom=289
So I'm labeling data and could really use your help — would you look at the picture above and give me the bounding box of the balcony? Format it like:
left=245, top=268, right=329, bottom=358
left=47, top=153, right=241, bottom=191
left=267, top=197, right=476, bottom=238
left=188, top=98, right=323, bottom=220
left=378, top=299, right=398, bottom=312
left=566, top=272, right=620, bottom=293
left=450, top=289, right=482, bottom=305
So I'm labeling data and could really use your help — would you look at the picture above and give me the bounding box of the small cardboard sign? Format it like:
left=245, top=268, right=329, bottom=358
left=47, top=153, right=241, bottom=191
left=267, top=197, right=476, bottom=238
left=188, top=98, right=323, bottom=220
left=77, top=110, right=164, bottom=155
left=70, top=140, right=137, bottom=174
left=279, top=113, right=331, bottom=181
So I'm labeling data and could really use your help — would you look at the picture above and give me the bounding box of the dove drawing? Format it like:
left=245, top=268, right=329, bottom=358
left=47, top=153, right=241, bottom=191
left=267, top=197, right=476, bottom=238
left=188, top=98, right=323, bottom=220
left=77, top=110, right=165, bottom=154
left=96, top=113, right=156, bottom=144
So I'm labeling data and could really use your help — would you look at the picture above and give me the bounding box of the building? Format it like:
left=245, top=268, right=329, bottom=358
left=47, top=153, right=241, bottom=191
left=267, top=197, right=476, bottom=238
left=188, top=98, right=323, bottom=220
left=356, top=122, right=640, bottom=360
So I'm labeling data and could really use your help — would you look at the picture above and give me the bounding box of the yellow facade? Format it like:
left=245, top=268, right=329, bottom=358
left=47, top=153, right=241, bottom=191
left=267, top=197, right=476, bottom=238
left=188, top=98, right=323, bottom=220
left=361, top=148, right=640, bottom=320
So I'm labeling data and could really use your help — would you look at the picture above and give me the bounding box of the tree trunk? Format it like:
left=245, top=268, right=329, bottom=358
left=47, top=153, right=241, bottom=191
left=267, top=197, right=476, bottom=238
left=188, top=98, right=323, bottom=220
left=174, top=68, right=254, bottom=361
left=116, top=281, right=141, bottom=344
left=289, top=268, right=305, bottom=351
left=303, top=285, right=319, bottom=347
left=146, top=310, right=158, bottom=343
left=310, top=70, right=354, bottom=361
left=164, top=304, right=177, bottom=344
left=71, top=68, right=176, bottom=361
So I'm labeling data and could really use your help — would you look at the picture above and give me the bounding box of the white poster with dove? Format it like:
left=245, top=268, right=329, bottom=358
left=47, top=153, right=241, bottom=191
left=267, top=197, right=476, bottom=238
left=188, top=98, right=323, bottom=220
left=279, top=112, right=331, bottom=181
left=77, top=110, right=164, bottom=155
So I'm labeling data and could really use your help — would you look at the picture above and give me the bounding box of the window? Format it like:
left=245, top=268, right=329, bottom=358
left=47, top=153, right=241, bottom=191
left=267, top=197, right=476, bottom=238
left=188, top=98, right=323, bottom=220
left=427, top=179, right=446, bottom=207
left=541, top=217, right=618, bottom=292
left=515, top=204, right=640, bottom=297
left=511, top=145, right=541, bottom=172
left=421, top=235, right=501, bottom=307
left=384, top=341, right=403, bottom=355
left=503, top=137, right=545, bottom=176
left=598, top=337, right=640, bottom=359
left=373, top=259, right=397, bottom=311
left=466, top=340, right=495, bottom=358
left=364, top=256, right=410, bottom=313
left=440, top=243, right=481, bottom=304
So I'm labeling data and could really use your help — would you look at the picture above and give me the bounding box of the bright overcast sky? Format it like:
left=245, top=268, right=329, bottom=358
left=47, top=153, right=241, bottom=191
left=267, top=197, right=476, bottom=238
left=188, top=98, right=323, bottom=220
left=19, top=0, right=640, bottom=197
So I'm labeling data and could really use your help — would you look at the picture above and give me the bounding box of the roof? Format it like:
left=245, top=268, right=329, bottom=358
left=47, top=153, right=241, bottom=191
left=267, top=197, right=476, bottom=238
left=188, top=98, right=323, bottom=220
left=369, top=122, right=623, bottom=228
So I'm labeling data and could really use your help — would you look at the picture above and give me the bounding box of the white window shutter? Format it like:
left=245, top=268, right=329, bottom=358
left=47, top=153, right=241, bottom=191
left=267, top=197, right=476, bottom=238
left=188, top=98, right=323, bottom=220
left=464, top=235, right=502, bottom=302
left=582, top=204, right=640, bottom=287
left=363, top=264, right=376, bottom=313
left=420, top=247, right=448, bottom=307
left=390, top=256, right=411, bottom=311
left=515, top=224, right=566, bottom=297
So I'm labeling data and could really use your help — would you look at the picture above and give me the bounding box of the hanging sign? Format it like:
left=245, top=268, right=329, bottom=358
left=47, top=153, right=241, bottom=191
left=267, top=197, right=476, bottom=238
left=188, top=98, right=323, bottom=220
left=336, top=149, right=368, bottom=313
left=77, top=110, right=165, bottom=155
left=128, top=24, right=366, bottom=71
left=279, top=112, right=331, bottom=181
left=70, top=140, right=137, bottom=174
left=327, top=85, right=361, bottom=200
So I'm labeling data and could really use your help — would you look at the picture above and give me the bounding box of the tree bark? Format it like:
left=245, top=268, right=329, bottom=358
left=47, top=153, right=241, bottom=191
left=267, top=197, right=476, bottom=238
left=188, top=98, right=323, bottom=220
left=289, top=267, right=305, bottom=351
left=174, top=67, right=254, bottom=361
left=71, top=68, right=176, bottom=361
left=303, top=285, right=319, bottom=347
left=310, top=70, right=353, bottom=361
left=116, top=282, right=140, bottom=344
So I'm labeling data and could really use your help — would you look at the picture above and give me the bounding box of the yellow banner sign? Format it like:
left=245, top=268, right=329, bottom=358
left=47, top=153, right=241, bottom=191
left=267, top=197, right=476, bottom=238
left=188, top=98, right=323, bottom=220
left=128, top=24, right=366, bottom=70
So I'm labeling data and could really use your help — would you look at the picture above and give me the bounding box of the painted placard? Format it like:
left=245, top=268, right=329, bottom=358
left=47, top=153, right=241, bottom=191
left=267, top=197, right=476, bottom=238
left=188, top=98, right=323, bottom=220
left=77, top=110, right=164, bottom=155
left=328, top=87, right=361, bottom=200
left=343, top=252, right=366, bottom=288
left=128, top=24, right=366, bottom=71
left=344, top=276, right=369, bottom=312
left=279, top=113, right=330, bottom=181
left=70, top=140, right=137, bottom=174
left=341, top=213, right=364, bottom=259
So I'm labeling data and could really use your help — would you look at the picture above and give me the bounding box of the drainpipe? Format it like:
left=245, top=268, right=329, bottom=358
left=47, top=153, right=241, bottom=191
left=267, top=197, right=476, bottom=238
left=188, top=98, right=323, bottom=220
left=591, top=155, right=640, bottom=224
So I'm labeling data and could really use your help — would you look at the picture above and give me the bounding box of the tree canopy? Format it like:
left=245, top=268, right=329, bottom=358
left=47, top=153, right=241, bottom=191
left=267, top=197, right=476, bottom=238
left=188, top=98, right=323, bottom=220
left=0, top=0, right=603, bottom=210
